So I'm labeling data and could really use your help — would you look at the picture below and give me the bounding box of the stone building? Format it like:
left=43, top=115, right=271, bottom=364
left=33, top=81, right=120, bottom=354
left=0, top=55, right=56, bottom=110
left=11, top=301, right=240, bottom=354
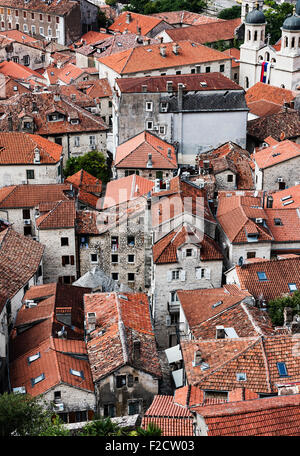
left=114, top=131, right=177, bottom=182
left=253, top=138, right=300, bottom=192
left=84, top=292, right=162, bottom=417
left=36, top=200, right=78, bottom=284
left=0, top=131, right=63, bottom=187
left=0, top=91, right=109, bottom=167
left=0, top=0, right=99, bottom=46
left=0, top=30, right=47, bottom=70
left=113, top=73, right=248, bottom=165
left=108, top=11, right=173, bottom=38
left=151, top=223, right=223, bottom=349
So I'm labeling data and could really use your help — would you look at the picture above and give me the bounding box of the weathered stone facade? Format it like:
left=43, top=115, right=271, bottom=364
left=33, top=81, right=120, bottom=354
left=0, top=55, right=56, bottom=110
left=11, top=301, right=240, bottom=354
left=255, top=157, right=300, bottom=192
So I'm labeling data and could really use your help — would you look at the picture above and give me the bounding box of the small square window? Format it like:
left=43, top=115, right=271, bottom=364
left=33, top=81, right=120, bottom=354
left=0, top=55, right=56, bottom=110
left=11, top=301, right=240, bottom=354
left=127, top=236, right=135, bottom=246
left=277, top=362, right=288, bottom=377
left=128, top=254, right=135, bottom=263
left=247, top=251, right=256, bottom=259
left=220, top=64, right=225, bottom=72
left=205, top=66, right=211, bottom=73
left=289, top=283, right=297, bottom=292
left=112, top=272, right=119, bottom=281
left=227, top=174, right=233, bottom=183
left=61, top=237, right=69, bottom=246
left=128, top=400, right=140, bottom=415
left=128, top=273, right=135, bottom=282
left=28, top=352, right=40, bottom=364
left=191, top=68, right=196, bottom=74
left=145, top=102, right=153, bottom=111
left=172, top=270, right=180, bottom=280
left=146, top=121, right=153, bottom=130
left=24, top=226, right=32, bottom=236
left=111, top=254, right=118, bottom=263
left=274, top=218, right=282, bottom=226
left=257, top=271, right=267, bottom=281
left=26, top=170, right=34, bottom=180
left=91, top=254, right=98, bottom=263
left=70, top=368, right=84, bottom=379
left=176, top=70, right=181, bottom=75
left=54, top=391, right=61, bottom=400
left=186, top=249, right=193, bottom=257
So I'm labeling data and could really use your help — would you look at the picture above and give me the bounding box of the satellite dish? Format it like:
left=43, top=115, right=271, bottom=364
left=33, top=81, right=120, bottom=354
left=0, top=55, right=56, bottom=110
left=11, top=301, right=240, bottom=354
left=238, top=256, right=244, bottom=267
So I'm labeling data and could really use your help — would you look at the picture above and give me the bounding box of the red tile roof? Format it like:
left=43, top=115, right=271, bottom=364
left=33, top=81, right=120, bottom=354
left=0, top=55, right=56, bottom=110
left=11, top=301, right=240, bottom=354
left=0, top=60, right=46, bottom=83
left=270, top=184, right=300, bottom=209
left=109, top=11, right=163, bottom=36
left=151, top=11, right=223, bottom=26
left=115, top=131, right=177, bottom=170
left=36, top=200, right=76, bottom=230
left=141, top=395, right=194, bottom=436
left=164, top=18, right=241, bottom=44
left=0, top=0, right=78, bottom=15
left=196, top=392, right=300, bottom=436
left=246, top=82, right=297, bottom=107
left=0, top=132, right=62, bottom=165
left=222, top=47, right=240, bottom=67
left=65, top=169, right=102, bottom=194
left=247, top=100, right=283, bottom=118
left=116, top=72, right=242, bottom=93
left=228, top=256, right=300, bottom=302
left=0, top=183, right=72, bottom=209
left=98, top=40, right=230, bottom=75
left=0, top=227, right=44, bottom=307
left=153, top=224, right=222, bottom=264
left=247, top=109, right=300, bottom=142
left=10, top=337, right=94, bottom=397
left=84, top=292, right=162, bottom=382
left=254, top=140, right=300, bottom=169
left=103, top=174, right=154, bottom=209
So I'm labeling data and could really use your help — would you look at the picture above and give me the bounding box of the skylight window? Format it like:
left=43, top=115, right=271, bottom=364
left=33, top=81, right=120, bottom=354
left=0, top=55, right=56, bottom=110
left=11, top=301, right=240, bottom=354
left=289, top=283, right=298, bottom=292
left=280, top=195, right=292, bottom=201
left=274, top=218, right=282, bottom=225
left=236, top=373, right=247, bottom=381
left=70, top=368, right=84, bottom=379
left=31, top=373, right=45, bottom=387
left=212, top=301, right=223, bottom=309
left=27, top=352, right=40, bottom=364
left=277, top=362, right=288, bottom=377
left=257, top=271, right=267, bottom=281
left=283, top=200, right=294, bottom=206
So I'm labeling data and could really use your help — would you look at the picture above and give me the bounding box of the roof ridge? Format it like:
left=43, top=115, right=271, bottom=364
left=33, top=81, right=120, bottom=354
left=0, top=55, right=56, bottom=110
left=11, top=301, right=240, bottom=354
left=115, top=293, right=129, bottom=365
left=259, top=336, right=272, bottom=393
left=38, top=200, right=62, bottom=228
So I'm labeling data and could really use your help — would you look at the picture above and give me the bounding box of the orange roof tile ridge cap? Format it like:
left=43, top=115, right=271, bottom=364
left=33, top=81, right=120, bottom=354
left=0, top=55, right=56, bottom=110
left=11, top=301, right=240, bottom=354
left=194, top=336, right=262, bottom=384
left=115, top=292, right=129, bottom=365
left=259, top=336, right=273, bottom=393
left=120, top=47, right=136, bottom=74
left=0, top=185, right=17, bottom=205
left=38, top=200, right=62, bottom=228
left=240, top=302, right=264, bottom=336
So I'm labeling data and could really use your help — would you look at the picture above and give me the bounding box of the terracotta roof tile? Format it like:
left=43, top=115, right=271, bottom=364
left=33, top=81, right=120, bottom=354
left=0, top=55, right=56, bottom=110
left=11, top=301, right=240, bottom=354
left=109, top=11, right=163, bottom=36
left=0, top=183, right=72, bottom=208
left=270, top=184, right=300, bottom=209
left=254, top=140, right=300, bottom=169
left=164, top=18, right=241, bottom=44
left=65, top=169, right=102, bottom=194
left=36, top=200, right=76, bottom=230
left=246, top=82, right=297, bottom=107
left=151, top=11, right=224, bottom=26
left=98, top=40, right=231, bottom=75
left=115, top=131, right=177, bottom=169
left=103, top=174, right=154, bottom=209
left=0, top=0, right=78, bottom=15
left=247, top=109, right=300, bottom=142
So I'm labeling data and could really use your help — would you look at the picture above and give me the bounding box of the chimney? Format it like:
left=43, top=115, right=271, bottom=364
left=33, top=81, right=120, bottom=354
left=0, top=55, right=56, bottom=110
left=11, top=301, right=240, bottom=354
left=266, top=195, right=273, bottom=208
left=192, top=349, right=202, bottom=366
left=126, top=12, right=131, bottom=24
left=283, top=307, right=293, bottom=327
left=160, top=45, right=166, bottom=57
left=137, top=25, right=141, bottom=35
left=146, top=153, right=153, bottom=168
left=166, top=179, right=170, bottom=190
left=172, top=43, right=180, bottom=55
left=177, top=83, right=184, bottom=110
left=142, top=84, right=147, bottom=93
left=87, top=312, right=96, bottom=332
left=216, top=325, right=226, bottom=339
left=167, top=148, right=172, bottom=158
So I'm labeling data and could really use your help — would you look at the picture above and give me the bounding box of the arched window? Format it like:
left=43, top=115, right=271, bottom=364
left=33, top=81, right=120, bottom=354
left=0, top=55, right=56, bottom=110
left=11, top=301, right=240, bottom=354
left=258, top=55, right=263, bottom=62
left=292, top=37, right=295, bottom=48
left=245, top=3, right=249, bottom=13
left=265, top=52, right=270, bottom=61
left=271, top=58, right=276, bottom=63
left=245, top=76, right=249, bottom=89
left=285, top=36, right=288, bottom=47
left=248, top=30, right=251, bottom=41
left=280, top=84, right=285, bottom=88
left=254, top=30, right=258, bottom=41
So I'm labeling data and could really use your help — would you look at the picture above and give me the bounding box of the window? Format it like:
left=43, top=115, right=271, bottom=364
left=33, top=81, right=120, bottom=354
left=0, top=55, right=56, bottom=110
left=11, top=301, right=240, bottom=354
left=62, top=255, right=74, bottom=266
left=227, top=174, right=233, bottom=182
left=89, top=135, right=95, bottom=146
left=236, top=373, right=247, bottom=381
left=32, top=13, right=35, bottom=19
left=31, top=373, right=45, bottom=387
left=111, top=254, right=118, bottom=263
left=116, top=375, right=126, bottom=388
left=145, top=101, right=153, bottom=111
left=48, top=15, right=51, bottom=22
left=176, top=70, right=181, bottom=75
left=128, top=273, right=135, bottom=282
left=15, top=10, right=18, bottom=16
left=56, top=17, right=59, bottom=24
left=257, top=271, right=267, bottom=281
left=112, top=272, right=119, bottom=281
left=40, top=14, right=43, bottom=21
left=170, top=291, right=179, bottom=303
left=23, top=24, right=28, bottom=32
left=74, top=136, right=80, bottom=147
left=274, top=218, right=282, bottom=226
left=54, top=391, right=61, bottom=400
left=128, top=400, right=140, bottom=415
left=91, top=253, right=98, bottom=263
left=127, top=374, right=134, bottom=387
left=23, top=11, right=26, bottom=18
left=128, top=254, right=135, bottom=263
left=205, top=66, right=210, bottom=73
left=26, top=169, right=34, bottom=180
left=23, top=209, right=30, bottom=219
left=172, top=270, right=180, bottom=280
left=191, top=68, right=195, bottom=74
left=31, top=25, right=36, bottom=34
left=39, top=27, right=44, bottom=35
left=289, top=283, right=297, bottom=292
left=245, top=77, right=249, bottom=89
left=220, top=64, right=225, bottom=72
left=111, top=236, right=118, bottom=251
left=146, top=120, right=153, bottom=130
left=247, top=251, right=256, bottom=259
left=55, top=137, right=62, bottom=145
left=61, top=237, right=69, bottom=246
left=127, top=236, right=135, bottom=246
left=24, top=226, right=32, bottom=236
left=186, top=248, right=193, bottom=257
left=104, top=404, right=115, bottom=417
left=70, top=368, right=84, bottom=379
left=28, top=352, right=40, bottom=364
left=204, top=390, right=228, bottom=402
left=159, top=125, right=166, bottom=135
left=277, top=362, right=288, bottom=377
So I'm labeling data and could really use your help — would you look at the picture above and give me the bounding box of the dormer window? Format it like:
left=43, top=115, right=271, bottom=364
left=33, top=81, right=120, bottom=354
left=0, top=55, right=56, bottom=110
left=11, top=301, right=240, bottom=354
left=70, top=118, right=79, bottom=125
left=47, top=112, right=64, bottom=122
left=186, top=248, right=193, bottom=257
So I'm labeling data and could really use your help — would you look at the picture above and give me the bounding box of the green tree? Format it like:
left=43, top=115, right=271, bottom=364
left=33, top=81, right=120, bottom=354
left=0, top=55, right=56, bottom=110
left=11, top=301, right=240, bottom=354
left=63, top=150, right=110, bottom=183
left=264, top=2, right=294, bottom=44
left=217, top=5, right=241, bottom=20
left=268, top=290, right=300, bottom=326
left=78, top=417, right=128, bottom=436
left=127, top=0, right=206, bottom=14
left=133, top=422, right=163, bottom=436
left=0, top=392, right=70, bottom=436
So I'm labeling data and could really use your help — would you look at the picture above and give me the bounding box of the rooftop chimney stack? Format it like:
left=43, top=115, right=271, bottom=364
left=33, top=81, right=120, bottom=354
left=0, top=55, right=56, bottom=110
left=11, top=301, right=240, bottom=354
left=193, top=350, right=202, bottom=366
left=216, top=325, right=226, bottom=339
left=126, top=12, right=131, bottom=24
left=146, top=153, right=153, bottom=168
left=177, top=83, right=184, bottom=110
left=167, top=81, right=173, bottom=92
left=172, top=43, right=180, bottom=55
left=266, top=195, right=273, bottom=208
left=160, top=45, right=166, bottom=57
left=167, top=148, right=172, bottom=158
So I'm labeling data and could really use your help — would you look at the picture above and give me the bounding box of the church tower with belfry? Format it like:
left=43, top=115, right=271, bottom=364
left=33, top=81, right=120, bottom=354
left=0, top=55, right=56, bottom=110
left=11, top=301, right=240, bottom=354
left=239, top=0, right=300, bottom=90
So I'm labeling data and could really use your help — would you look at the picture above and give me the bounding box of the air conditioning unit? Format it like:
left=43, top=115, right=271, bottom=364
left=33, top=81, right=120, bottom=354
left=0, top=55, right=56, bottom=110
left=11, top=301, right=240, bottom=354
left=53, top=402, right=64, bottom=412
left=278, top=177, right=284, bottom=182
left=24, top=219, right=31, bottom=225
left=25, top=300, right=37, bottom=308
left=153, top=126, right=159, bottom=130
left=255, top=218, right=263, bottom=224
